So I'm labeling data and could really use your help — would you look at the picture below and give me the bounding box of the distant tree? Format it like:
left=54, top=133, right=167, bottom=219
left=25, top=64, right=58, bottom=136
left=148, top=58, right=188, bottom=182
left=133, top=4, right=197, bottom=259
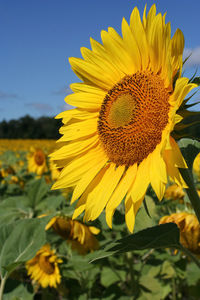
left=0, top=115, right=62, bottom=139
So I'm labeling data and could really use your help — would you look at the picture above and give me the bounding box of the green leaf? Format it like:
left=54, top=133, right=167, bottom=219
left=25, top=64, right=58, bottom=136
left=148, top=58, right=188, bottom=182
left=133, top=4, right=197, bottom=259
left=26, top=177, right=49, bottom=209
left=0, top=196, right=32, bottom=225
left=178, top=138, right=200, bottom=170
left=186, top=262, right=200, bottom=286
left=100, top=267, right=126, bottom=287
left=0, top=218, right=47, bottom=277
left=3, top=280, right=33, bottom=300
left=35, top=194, right=66, bottom=212
left=160, top=261, right=175, bottom=279
left=91, top=224, right=180, bottom=262
left=139, top=275, right=171, bottom=300
left=134, top=196, right=156, bottom=232
left=191, top=76, right=200, bottom=85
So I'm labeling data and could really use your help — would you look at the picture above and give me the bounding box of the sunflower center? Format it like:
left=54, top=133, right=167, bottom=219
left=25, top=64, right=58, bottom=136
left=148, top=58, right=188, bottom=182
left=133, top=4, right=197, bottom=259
left=108, top=94, right=137, bottom=128
left=98, top=71, right=170, bottom=166
left=39, top=255, right=55, bottom=274
left=34, top=150, right=45, bottom=166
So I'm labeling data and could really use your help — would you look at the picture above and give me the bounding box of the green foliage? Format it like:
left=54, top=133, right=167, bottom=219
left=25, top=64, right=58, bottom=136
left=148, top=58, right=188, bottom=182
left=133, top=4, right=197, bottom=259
left=0, top=218, right=47, bottom=277
left=91, top=224, right=180, bottom=262
left=0, top=137, right=200, bottom=299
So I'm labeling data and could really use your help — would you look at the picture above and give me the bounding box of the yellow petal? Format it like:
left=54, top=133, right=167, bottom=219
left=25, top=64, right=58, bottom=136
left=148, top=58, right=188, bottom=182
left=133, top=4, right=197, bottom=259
left=71, top=156, right=108, bottom=203
left=125, top=197, right=135, bottom=233
left=170, top=137, right=187, bottom=168
left=106, top=164, right=137, bottom=228
left=59, top=118, right=97, bottom=141
left=101, top=30, right=134, bottom=75
left=85, top=164, right=125, bottom=221
left=52, top=147, right=107, bottom=189
left=121, top=18, right=141, bottom=72
left=69, top=57, right=113, bottom=90
left=50, top=135, right=98, bottom=160
left=130, top=7, right=149, bottom=69
left=65, top=92, right=103, bottom=109
left=130, top=157, right=150, bottom=203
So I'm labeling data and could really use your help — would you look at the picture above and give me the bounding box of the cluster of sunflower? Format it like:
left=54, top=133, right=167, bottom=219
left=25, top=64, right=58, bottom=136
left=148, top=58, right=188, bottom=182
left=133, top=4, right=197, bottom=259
left=1, top=4, right=200, bottom=299
left=0, top=144, right=103, bottom=292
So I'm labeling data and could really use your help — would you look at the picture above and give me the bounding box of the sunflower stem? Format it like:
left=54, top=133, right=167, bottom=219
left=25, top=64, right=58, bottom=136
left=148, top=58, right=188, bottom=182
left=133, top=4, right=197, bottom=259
left=0, top=275, right=7, bottom=300
left=179, top=168, right=200, bottom=224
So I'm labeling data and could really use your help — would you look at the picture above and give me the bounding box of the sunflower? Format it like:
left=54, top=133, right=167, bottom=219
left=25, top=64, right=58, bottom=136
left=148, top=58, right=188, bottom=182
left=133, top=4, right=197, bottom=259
left=46, top=216, right=100, bottom=254
left=164, top=184, right=185, bottom=201
left=51, top=5, right=197, bottom=232
left=159, top=212, right=200, bottom=256
left=28, top=147, right=48, bottom=176
left=26, top=244, right=62, bottom=288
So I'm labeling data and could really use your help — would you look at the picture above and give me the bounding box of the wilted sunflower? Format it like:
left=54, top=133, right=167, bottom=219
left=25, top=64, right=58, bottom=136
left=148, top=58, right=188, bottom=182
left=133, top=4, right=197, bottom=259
left=164, top=184, right=185, bottom=201
left=160, top=212, right=200, bottom=256
left=46, top=216, right=100, bottom=254
left=26, top=244, right=62, bottom=288
left=28, top=147, right=48, bottom=176
left=51, top=5, right=197, bottom=232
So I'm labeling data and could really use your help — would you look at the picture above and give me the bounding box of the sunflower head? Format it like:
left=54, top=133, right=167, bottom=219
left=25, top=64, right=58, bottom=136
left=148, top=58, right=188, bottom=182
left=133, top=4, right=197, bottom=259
left=51, top=4, right=197, bottom=232
left=26, top=244, right=62, bottom=288
left=46, top=216, right=100, bottom=255
left=159, top=212, right=200, bottom=256
left=164, top=184, right=185, bottom=201
left=28, top=148, right=47, bottom=176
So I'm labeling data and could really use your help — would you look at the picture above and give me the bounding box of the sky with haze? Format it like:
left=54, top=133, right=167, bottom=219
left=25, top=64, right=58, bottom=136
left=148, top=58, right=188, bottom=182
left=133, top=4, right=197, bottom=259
left=1, top=0, right=200, bottom=121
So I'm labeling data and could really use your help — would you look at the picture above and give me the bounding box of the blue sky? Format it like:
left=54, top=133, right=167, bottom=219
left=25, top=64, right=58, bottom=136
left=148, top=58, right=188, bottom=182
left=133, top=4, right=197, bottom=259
left=1, top=0, right=200, bottom=121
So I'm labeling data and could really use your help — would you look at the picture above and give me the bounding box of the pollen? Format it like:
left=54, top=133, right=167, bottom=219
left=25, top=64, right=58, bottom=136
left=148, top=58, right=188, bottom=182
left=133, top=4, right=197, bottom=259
left=98, top=71, right=170, bottom=166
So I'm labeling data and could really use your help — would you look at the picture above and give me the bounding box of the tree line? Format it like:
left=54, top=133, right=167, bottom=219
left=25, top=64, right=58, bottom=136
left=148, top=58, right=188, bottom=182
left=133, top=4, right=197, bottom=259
left=0, top=115, right=62, bottom=139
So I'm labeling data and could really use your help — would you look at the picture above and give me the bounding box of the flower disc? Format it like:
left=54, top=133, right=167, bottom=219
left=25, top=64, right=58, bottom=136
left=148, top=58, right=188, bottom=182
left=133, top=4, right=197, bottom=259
left=98, top=71, right=170, bottom=166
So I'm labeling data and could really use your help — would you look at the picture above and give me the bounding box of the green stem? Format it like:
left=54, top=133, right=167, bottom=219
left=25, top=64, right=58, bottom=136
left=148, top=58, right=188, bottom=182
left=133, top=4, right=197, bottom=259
left=0, top=275, right=7, bottom=300
left=178, top=244, right=200, bottom=268
left=172, top=277, right=176, bottom=300
left=126, top=253, right=136, bottom=296
left=179, top=168, right=200, bottom=223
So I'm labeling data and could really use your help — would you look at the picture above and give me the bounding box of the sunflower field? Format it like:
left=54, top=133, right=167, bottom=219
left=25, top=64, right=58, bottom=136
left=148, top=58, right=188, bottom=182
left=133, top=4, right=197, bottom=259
left=0, top=137, right=200, bottom=300
left=1, top=3, right=200, bottom=300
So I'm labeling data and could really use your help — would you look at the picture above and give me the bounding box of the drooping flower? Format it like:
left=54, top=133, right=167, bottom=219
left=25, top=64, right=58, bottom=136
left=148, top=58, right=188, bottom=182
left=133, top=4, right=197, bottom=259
left=26, top=244, right=62, bottom=288
left=159, top=212, right=200, bottom=256
left=46, top=216, right=100, bottom=254
left=51, top=5, right=197, bottom=232
left=164, top=184, right=185, bottom=201
left=27, top=147, right=47, bottom=176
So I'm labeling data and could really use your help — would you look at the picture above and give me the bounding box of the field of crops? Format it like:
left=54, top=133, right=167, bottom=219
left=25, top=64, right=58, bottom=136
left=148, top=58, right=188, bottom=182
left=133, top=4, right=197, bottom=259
left=0, top=139, right=200, bottom=299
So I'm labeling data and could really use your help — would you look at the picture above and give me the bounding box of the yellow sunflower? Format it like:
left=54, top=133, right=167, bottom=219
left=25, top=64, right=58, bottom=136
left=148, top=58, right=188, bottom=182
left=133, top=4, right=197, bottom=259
left=26, top=244, right=62, bottom=288
left=51, top=5, right=197, bottom=232
left=159, top=212, right=200, bottom=256
left=46, top=216, right=100, bottom=255
left=28, top=147, right=48, bottom=176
